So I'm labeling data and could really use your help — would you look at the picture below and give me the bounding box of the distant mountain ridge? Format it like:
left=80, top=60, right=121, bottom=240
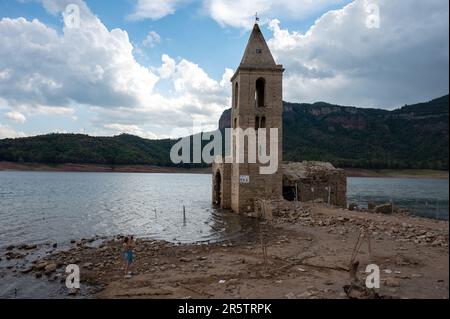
left=0, top=95, right=448, bottom=170
left=220, top=95, right=449, bottom=169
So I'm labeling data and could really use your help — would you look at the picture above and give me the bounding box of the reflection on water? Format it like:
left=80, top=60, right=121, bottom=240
left=0, top=172, right=258, bottom=249
left=0, top=172, right=449, bottom=250
left=0, top=172, right=448, bottom=299
left=348, top=177, right=449, bottom=220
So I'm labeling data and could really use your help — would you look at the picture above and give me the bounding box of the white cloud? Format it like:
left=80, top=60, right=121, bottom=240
left=0, top=69, right=12, bottom=80
left=104, top=123, right=158, bottom=139
left=0, top=13, right=159, bottom=110
left=34, top=105, right=75, bottom=115
left=204, top=0, right=346, bottom=29
left=158, top=54, right=177, bottom=79
left=3, top=0, right=446, bottom=141
left=5, top=111, right=26, bottom=124
left=0, top=124, right=26, bottom=139
left=87, top=55, right=232, bottom=137
left=160, top=55, right=233, bottom=121
left=128, top=0, right=190, bottom=21
left=266, top=0, right=449, bottom=107
left=0, top=0, right=235, bottom=138
left=126, top=0, right=347, bottom=28
left=143, top=31, right=161, bottom=48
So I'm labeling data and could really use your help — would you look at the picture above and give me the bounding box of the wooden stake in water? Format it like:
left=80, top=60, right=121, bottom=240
left=154, top=208, right=157, bottom=218
left=327, top=186, right=331, bottom=207
left=183, top=205, right=186, bottom=225
left=436, top=200, right=439, bottom=219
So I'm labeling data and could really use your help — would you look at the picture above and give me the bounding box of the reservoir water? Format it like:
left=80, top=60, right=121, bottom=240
left=0, top=171, right=448, bottom=249
left=0, top=171, right=448, bottom=298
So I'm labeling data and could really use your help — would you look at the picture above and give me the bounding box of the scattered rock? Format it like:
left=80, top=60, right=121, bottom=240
left=298, top=291, right=312, bottom=298
left=34, top=262, right=48, bottom=271
left=20, top=244, right=37, bottom=250
left=384, top=278, right=400, bottom=288
left=374, top=203, right=393, bottom=214
left=44, top=263, right=57, bottom=275
left=68, top=288, right=79, bottom=296
left=344, top=284, right=380, bottom=299
left=285, top=292, right=296, bottom=299
left=21, top=267, right=33, bottom=274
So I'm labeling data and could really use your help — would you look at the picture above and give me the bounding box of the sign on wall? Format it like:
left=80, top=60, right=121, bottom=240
left=239, top=175, right=250, bottom=184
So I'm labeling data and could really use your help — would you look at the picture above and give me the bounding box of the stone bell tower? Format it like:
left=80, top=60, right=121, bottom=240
left=228, top=22, right=284, bottom=214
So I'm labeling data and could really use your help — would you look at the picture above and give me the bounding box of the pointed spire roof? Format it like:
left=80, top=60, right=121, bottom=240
left=239, top=23, right=277, bottom=68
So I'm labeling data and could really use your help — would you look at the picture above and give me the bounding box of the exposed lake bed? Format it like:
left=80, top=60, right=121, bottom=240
left=1, top=203, right=448, bottom=299
left=0, top=171, right=448, bottom=298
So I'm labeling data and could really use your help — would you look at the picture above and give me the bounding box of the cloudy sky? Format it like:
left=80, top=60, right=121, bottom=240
left=0, top=0, right=448, bottom=139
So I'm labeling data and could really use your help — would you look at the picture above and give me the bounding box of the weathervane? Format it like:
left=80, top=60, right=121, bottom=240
left=255, top=12, right=260, bottom=23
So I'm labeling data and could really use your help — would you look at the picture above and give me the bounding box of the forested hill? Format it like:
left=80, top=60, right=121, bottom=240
left=218, top=95, right=448, bottom=170
left=0, top=95, right=448, bottom=170
left=0, top=134, right=180, bottom=167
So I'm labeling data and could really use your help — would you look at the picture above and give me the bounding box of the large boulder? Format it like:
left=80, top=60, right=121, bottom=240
left=374, top=203, right=393, bottom=214
left=44, top=263, right=57, bottom=275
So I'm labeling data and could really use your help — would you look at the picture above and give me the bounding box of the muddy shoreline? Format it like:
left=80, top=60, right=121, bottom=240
left=1, top=162, right=448, bottom=179
left=0, top=162, right=210, bottom=174
left=1, top=204, right=448, bottom=299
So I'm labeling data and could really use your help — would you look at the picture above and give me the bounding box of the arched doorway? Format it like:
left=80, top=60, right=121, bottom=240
left=214, top=171, right=222, bottom=207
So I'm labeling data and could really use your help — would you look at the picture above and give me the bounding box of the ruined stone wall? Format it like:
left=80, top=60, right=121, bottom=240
left=282, top=161, right=347, bottom=208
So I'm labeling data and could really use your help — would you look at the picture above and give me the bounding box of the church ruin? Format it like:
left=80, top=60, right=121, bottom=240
left=212, top=21, right=284, bottom=214
left=283, top=161, right=347, bottom=208
left=212, top=21, right=347, bottom=214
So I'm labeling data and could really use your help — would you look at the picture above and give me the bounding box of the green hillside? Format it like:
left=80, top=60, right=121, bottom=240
left=0, top=95, right=448, bottom=170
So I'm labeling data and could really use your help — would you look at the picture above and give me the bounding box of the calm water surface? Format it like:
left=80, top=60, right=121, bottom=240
left=0, top=172, right=448, bottom=249
left=348, top=177, right=449, bottom=220
left=0, top=172, right=257, bottom=249
left=0, top=171, right=448, bottom=298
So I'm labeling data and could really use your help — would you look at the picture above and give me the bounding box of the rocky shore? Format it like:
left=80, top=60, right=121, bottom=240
left=1, top=203, right=448, bottom=299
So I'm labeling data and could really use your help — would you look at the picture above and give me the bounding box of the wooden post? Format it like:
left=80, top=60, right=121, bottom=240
left=327, top=186, right=331, bottom=207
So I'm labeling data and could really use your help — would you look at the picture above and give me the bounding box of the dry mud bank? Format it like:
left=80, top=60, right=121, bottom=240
left=2, top=204, right=448, bottom=299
